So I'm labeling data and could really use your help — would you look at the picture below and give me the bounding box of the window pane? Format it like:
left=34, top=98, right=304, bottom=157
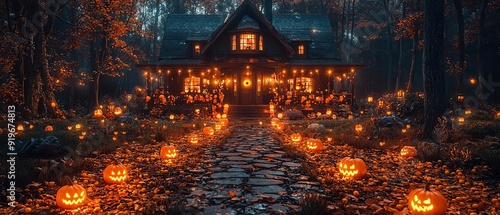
left=184, top=76, right=201, bottom=93
left=298, top=45, right=304, bottom=55
left=232, top=35, right=236, bottom=50
left=194, top=44, right=200, bottom=54
left=259, top=36, right=263, bottom=51
left=240, top=34, right=256, bottom=50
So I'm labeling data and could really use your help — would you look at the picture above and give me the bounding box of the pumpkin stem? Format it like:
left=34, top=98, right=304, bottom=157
left=424, top=182, right=431, bottom=191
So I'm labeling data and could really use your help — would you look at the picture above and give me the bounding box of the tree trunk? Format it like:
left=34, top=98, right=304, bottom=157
left=452, top=0, right=465, bottom=96
left=406, top=33, right=418, bottom=93
left=477, top=0, right=488, bottom=100
left=422, top=0, right=446, bottom=139
left=395, top=5, right=406, bottom=92
left=384, top=0, right=393, bottom=92
left=349, top=0, right=356, bottom=62
left=151, top=0, right=160, bottom=61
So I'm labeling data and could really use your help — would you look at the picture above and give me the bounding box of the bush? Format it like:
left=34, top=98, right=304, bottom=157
left=298, top=192, right=329, bottom=215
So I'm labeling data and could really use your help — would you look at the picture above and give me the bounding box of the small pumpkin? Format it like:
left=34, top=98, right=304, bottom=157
left=219, top=118, right=229, bottom=126
left=160, top=145, right=177, bottom=159
left=408, top=183, right=447, bottom=215
left=203, top=127, right=214, bottom=136
left=276, top=122, right=286, bottom=131
left=188, top=135, right=199, bottom=144
left=306, top=139, right=324, bottom=151
left=45, top=125, right=54, bottom=131
left=355, top=124, right=363, bottom=132
left=338, top=157, right=367, bottom=179
left=103, top=164, right=127, bottom=184
left=400, top=146, right=418, bottom=158
left=113, top=107, right=123, bottom=117
left=290, top=133, right=302, bottom=143
left=56, top=178, right=87, bottom=209
left=215, top=123, right=222, bottom=131
left=94, top=109, right=103, bottom=118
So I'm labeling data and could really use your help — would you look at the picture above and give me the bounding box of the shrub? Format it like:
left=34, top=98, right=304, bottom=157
left=298, top=192, right=329, bottom=215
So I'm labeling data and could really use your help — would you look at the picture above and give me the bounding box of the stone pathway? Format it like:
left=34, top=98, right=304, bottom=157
left=185, top=122, right=322, bottom=215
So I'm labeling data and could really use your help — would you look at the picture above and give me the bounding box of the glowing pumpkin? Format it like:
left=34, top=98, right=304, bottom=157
left=306, top=139, right=324, bottom=152
left=277, top=113, right=283, bottom=119
left=113, top=107, right=123, bottom=117
left=45, top=125, right=54, bottom=131
left=367, top=96, right=373, bottom=103
left=145, top=96, right=151, bottom=102
left=271, top=118, right=280, bottom=126
left=219, top=118, right=229, bottom=126
left=102, top=164, right=127, bottom=184
left=189, top=135, right=198, bottom=144
left=408, top=183, right=447, bottom=215
left=338, top=157, right=367, bottom=179
left=290, top=133, right=302, bottom=143
left=276, top=122, right=286, bottom=131
left=17, top=125, right=24, bottom=131
left=75, top=124, right=82, bottom=130
left=169, top=114, right=175, bottom=120
left=203, top=127, right=214, bottom=136
left=355, top=124, right=363, bottom=132
left=94, top=109, right=103, bottom=118
left=400, top=146, right=418, bottom=158
left=56, top=181, right=87, bottom=209
left=215, top=123, right=222, bottom=131
left=160, top=145, right=177, bottom=159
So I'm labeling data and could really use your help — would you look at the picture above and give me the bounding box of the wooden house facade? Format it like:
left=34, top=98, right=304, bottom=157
left=137, top=0, right=363, bottom=107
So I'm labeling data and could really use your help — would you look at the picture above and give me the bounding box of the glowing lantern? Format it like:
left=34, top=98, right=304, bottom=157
left=271, top=118, right=280, bottom=126
left=306, top=139, right=324, bottom=152
left=169, top=114, right=175, bottom=120
left=219, top=118, right=229, bottom=126
left=397, top=90, right=405, bottom=98
left=277, top=113, right=283, bottom=119
left=93, top=109, right=103, bottom=118
left=203, top=127, right=214, bottom=136
left=102, top=164, right=127, bottom=184
left=145, top=96, right=151, bottom=102
left=290, top=133, right=302, bottom=142
left=470, top=78, right=476, bottom=84
left=326, top=109, right=332, bottom=115
left=464, top=110, right=471, bottom=115
left=259, top=121, right=263, bottom=125
left=56, top=180, right=87, bottom=209
left=355, top=124, right=363, bottom=132
left=189, top=135, right=199, bottom=144
left=458, top=117, right=465, bottom=124
left=378, top=100, right=384, bottom=107
left=400, top=146, right=418, bottom=158
left=17, top=125, right=25, bottom=131
left=338, top=157, right=367, bottom=179
left=75, top=124, right=82, bottom=130
left=367, top=96, right=373, bottom=103
left=51, top=102, right=57, bottom=108
left=221, top=114, right=227, bottom=119
left=408, top=184, right=447, bottom=215
left=113, top=107, right=123, bottom=117
left=348, top=115, right=354, bottom=120
left=45, top=125, right=54, bottom=131
left=160, top=145, right=177, bottom=159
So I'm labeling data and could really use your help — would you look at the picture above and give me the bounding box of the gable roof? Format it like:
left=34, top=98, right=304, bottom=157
left=201, top=0, right=294, bottom=55
left=159, top=15, right=226, bottom=60
left=273, top=15, right=339, bottom=59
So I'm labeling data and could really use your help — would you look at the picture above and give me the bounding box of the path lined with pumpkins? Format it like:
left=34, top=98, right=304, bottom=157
left=4, top=117, right=500, bottom=214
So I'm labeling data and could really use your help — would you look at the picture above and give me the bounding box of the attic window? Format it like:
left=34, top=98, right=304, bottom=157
left=240, top=34, right=256, bottom=50
left=298, top=45, right=305, bottom=55
left=194, top=44, right=201, bottom=55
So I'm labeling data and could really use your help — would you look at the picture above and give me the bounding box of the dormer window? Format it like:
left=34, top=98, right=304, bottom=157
left=194, top=44, right=201, bottom=55
left=240, top=34, right=256, bottom=50
left=298, top=45, right=305, bottom=55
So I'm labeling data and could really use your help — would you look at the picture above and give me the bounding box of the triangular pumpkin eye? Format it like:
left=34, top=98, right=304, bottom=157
left=122, top=170, right=126, bottom=175
left=81, top=191, right=85, bottom=197
left=423, top=198, right=431, bottom=204
left=111, top=171, right=115, bottom=175
left=350, top=165, right=355, bottom=169
left=117, top=171, right=121, bottom=175
left=73, top=193, right=78, bottom=198
left=343, top=164, right=347, bottom=169
left=414, top=195, right=419, bottom=202
left=66, top=193, right=71, bottom=198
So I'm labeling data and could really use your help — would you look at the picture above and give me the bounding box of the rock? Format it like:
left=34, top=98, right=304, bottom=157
left=376, top=116, right=404, bottom=128
left=306, top=123, right=325, bottom=133
left=16, top=136, right=68, bottom=158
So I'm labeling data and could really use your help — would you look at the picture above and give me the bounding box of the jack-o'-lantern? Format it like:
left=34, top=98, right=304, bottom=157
left=276, top=122, right=285, bottom=131
left=215, top=123, right=222, bottom=131
left=169, top=114, right=175, bottom=120
left=465, top=110, right=471, bottom=115
left=17, top=125, right=25, bottom=131
left=290, top=133, right=302, bottom=143
left=408, top=183, right=447, bottom=215
left=338, top=157, right=367, bottom=179
left=189, top=135, right=199, bottom=144
left=355, top=124, right=363, bottom=132
left=113, top=107, right=123, bottom=117
left=221, top=114, right=227, bottom=119
left=277, top=113, right=283, bottom=119
left=348, top=115, right=354, bottom=120
left=306, top=139, right=324, bottom=152
left=219, top=118, right=229, bottom=126
left=367, top=96, right=373, bottom=103
left=56, top=179, right=87, bottom=209
left=400, top=146, right=418, bottom=158
left=145, top=96, right=151, bottom=102
left=45, top=125, right=54, bottom=131
left=160, top=145, right=177, bottom=159
left=75, top=124, right=82, bottom=130
left=94, top=109, right=103, bottom=118
left=102, top=164, right=127, bottom=184
left=203, top=127, right=214, bottom=136
left=458, top=117, right=464, bottom=124
left=271, top=118, right=280, bottom=126
left=326, top=109, right=332, bottom=115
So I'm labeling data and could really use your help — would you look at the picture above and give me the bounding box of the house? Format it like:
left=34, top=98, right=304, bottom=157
left=137, top=0, right=362, bottom=110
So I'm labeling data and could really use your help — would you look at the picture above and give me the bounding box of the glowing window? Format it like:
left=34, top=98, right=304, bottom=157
left=184, top=76, right=201, bottom=93
left=259, top=36, right=263, bottom=51
left=294, top=77, right=313, bottom=92
left=298, top=45, right=305, bottom=55
left=240, top=34, right=256, bottom=50
left=232, top=35, right=237, bottom=50
left=194, top=44, right=201, bottom=55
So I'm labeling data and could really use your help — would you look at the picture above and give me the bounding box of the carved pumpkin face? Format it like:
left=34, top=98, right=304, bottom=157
left=271, top=118, right=280, bottom=126
left=355, top=124, right=363, bottom=132
left=306, top=139, right=324, bottom=151
left=219, top=118, right=229, bottom=126
left=408, top=185, right=447, bottom=215
left=276, top=123, right=286, bottom=131
left=56, top=183, right=86, bottom=209
left=160, top=145, right=177, bottom=159
left=113, top=107, right=123, bottom=117
left=94, top=109, right=103, bottom=118
left=103, top=164, right=127, bottom=184
left=215, top=123, right=222, bottom=131
left=203, top=127, right=214, bottom=136
left=189, top=135, right=199, bottom=144
left=338, top=157, right=367, bottom=179
left=45, top=125, right=54, bottom=131
left=400, top=146, right=418, bottom=158
left=290, top=133, right=302, bottom=143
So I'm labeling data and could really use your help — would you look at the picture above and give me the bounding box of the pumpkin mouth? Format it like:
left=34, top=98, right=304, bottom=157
left=109, top=175, right=127, bottom=182
left=62, top=192, right=85, bottom=205
left=164, top=152, right=177, bottom=158
left=410, top=197, right=434, bottom=212
left=339, top=169, right=359, bottom=177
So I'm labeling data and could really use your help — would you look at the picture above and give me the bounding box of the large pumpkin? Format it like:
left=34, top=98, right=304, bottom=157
left=290, top=133, right=302, bottom=143
left=338, top=157, right=367, bottom=179
left=56, top=181, right=87, bottom=209
left=400, top=146, right=418, bottom=158
left=102, top=164, right=127, bottom=184
left=408, top=184, right=447, bottom=215
left=160, top=145, right=177, bottom=159
left=306, top=139, right=324, bottom=152
left=203, top=127, right=214, bottom=136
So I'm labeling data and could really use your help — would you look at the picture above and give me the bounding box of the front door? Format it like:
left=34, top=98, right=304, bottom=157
left=239, top=70, right=254, bottom=104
